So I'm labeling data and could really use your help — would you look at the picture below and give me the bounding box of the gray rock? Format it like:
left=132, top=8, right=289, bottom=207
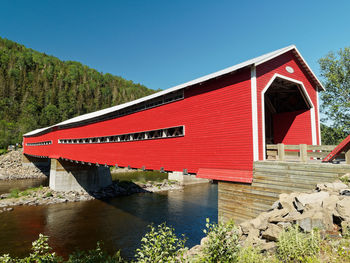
left=267, top=208, right=289, bottom=223
left=261, top=224, right=282, bottom=241
left=340, top=189, right=350, bottom=196
left=322, top=194, right=339, bottom=211
left=294, top=192, right=329, bottom=211
left=260, top=241, right=277, bottom=252
left=244, top=228, right=261, bottom=246
left=317, top=181, right=348, bottom=193
left=297, top=210, right=333, bottom=232
left=270, top=200, right=281, bottom=210
left=277, top=222, right=292, bottom=229
left=336, top=198, right=350, bottom=220
left=279, top=193, right=298, bottom=211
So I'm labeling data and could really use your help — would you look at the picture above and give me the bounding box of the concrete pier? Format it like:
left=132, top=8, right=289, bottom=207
left=49, top=159, right=112, bottom=192
left=168, top=171, right=209, bottom=185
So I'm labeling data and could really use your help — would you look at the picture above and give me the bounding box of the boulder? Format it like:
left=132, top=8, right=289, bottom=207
left=322, top=194, right=339, bottom=211
left=279, top=193, right=298, bottom=211
left=294, top=192, right=329, bottom=211
left=336, top=198, right=350, bottom=220
left=316, top=181, right=348, bottom=193
left=267, top=208, right=289, bottom=223
left=260, top=241, right=277, bottom=252
left=200, top=236, right=209, bottom=246
left=261, top=224, right=282, bottom=241
left=277, top=221, right=292, bottom=229
left=244, top=228, right=260, bottom=246
left=297, top=210, right=333, bottom=232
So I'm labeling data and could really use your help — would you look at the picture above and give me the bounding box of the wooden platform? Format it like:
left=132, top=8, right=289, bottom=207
left=218, top=160, right=350, bottom=223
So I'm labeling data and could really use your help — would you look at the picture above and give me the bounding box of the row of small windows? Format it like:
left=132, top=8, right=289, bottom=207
left=58, top=126, right=185, bottom=144
left=26, top=141, right=52, bottom=146
left=88, top=90, right=185, bottom=124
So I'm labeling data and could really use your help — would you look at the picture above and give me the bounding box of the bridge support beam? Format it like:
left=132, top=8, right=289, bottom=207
left=168, top=171, right=209, bottom=185
left=49, top=159, right=112, bottom=192
left=22, top=154, right=50, bottom=169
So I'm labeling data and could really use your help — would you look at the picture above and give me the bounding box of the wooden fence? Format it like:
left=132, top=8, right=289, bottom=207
left=266, top=144, right=350, bottom=164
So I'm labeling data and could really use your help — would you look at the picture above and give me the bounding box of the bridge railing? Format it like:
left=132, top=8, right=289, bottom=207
left=266, top=144, right=350, bottom=164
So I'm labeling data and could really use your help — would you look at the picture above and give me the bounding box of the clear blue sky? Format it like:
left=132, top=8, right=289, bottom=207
left=1, top=0, right=349, bottom=91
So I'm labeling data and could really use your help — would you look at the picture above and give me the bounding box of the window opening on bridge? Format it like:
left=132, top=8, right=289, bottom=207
left=106, top=90, right=183, bottom=120
left=26, top=140, right=52, bottom=146
left=58, top=125, right=185, bottom=144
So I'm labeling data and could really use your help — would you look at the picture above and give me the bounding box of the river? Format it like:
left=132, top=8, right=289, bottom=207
left=0, top=175, right=217, bottom=259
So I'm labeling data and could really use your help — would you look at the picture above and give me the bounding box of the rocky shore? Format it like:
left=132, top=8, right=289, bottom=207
left=0, top=150, right=47, bottom=180
left=0, top=179, right=182, bottom=212
left=187, top=178, right=350, bottom=257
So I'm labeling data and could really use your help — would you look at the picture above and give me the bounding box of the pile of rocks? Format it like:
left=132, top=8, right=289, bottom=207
left=0, top=150, right=47, bottom=180
left=237, top=180, right=350, bottom=251
left=0, top=187, right=94, bottom=209
left=188, top=179, right=350, bottom=256
left=0, top=179, right=182, bottom=211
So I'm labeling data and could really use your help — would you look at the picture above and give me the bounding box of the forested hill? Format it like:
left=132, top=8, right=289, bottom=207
left=0, top=37, right=157, bottom=148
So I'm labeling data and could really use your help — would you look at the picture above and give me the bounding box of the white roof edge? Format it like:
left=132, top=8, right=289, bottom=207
left=255, top=45, right=325, bottom=91
left=24, top=45, right=323, bottom=137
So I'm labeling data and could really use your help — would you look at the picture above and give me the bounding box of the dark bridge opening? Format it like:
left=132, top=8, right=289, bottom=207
left=264, top=77, right=311, bottom=145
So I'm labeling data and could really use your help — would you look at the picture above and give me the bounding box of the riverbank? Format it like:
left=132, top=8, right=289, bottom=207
left=0, top=150, right=47, bottom=180
left=0, top=179, right=183, bottom=211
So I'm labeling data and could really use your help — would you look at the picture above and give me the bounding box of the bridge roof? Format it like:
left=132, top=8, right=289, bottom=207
left=24, top=45, right=324, bottom=137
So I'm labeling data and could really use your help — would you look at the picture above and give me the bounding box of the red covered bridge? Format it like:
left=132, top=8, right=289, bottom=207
left=23, top=45, right=323, bottom=186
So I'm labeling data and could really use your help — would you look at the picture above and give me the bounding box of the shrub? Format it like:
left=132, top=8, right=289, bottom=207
left=237, top=247, right=267, bottom=263
left=135, top=222, right=187, bottom=263
left=29, top=233, right=60, bottom=262
left=67, top=242, right=125, bottom=263
left=200, top=218, right=240, bottom=263
left=277, top=225, right=320, bottom=262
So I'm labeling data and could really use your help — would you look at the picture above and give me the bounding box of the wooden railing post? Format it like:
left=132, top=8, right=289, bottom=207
left=277, top=143, right=285, bottom=161
left=300, top=144, right=308, bottom=163
left=346, top=148, right=350, bottom=164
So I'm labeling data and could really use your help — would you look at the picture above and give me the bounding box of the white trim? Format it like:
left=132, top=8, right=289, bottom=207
left=261, top=74, right=317, bottom=159
left=316, top=88, right=322, bottom=145
left=311, top=107, right=317, bottom=145
left=251, top=66, right=259, bottom=161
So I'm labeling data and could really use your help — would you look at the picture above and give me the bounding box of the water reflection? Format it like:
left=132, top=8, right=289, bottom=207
left=0, top=183, right=217, bottom=259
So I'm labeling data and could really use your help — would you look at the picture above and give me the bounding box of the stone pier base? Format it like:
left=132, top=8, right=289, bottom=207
left=168, top=171, right=209, bottom=185
left=49, top=159, right=112, bottom=192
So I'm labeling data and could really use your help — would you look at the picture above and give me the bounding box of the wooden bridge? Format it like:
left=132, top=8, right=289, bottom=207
left=22, top=45, right=350, bottom=223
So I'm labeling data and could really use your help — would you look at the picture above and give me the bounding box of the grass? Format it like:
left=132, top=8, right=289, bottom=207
left=7, top=185, right=44, bottom=199
left=0, top=149, right=8, bottom=155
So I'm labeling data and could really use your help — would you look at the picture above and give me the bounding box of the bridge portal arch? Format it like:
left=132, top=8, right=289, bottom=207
left=261, top=74, right=317, bottom=159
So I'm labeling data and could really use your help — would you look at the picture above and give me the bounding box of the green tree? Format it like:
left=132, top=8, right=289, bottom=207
left=0, top=36, right=158, bottom=149
left=321, top=123, right=347, bottom=145
left=319, top=47, right=350, bottom=138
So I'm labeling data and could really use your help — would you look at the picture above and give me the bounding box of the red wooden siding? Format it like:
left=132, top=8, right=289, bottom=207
left=23, top=68, right=254, bottom=176
left=273, top=110, right=312, bottom=145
